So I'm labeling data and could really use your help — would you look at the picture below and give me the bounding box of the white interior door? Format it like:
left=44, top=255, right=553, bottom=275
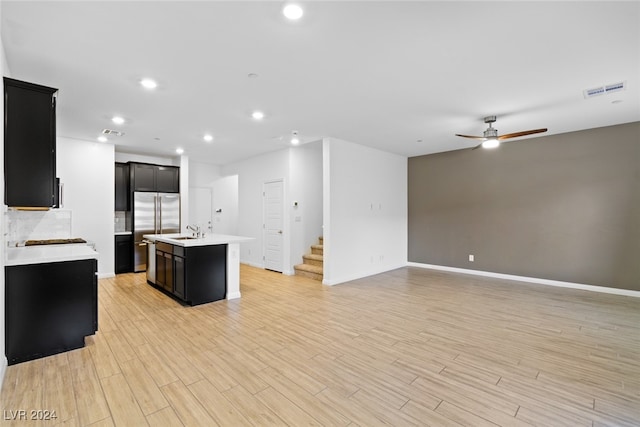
left=263, top=180, right=284, bottom=272
left=189, top=187, right=213, bottom=234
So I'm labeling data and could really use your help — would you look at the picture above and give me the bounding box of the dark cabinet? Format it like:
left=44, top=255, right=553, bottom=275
left=185, top=244, right=227, bottom=305
left=4, top=77, right=58, bottom=207
left=5, top=258, right=98, bottom=365
left=131, top=163, right=156, bottom=192
left=174, top=253, right=185, bottom=299
left=115, top=162, right=130, bottom=211
left=130, top=162, right=179, bottom=193
left=157, top=166, right=180, bottom=193
left=155, top=241, right=173, bottom=292
left=115, top=234, right=133, bottom=274
left=147, top=243, right=226, bottom=306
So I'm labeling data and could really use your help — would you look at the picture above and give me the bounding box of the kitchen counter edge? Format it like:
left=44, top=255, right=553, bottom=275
left=143, top=233, right=254, bottom=247
left=6, top=245, right=99, bottom=267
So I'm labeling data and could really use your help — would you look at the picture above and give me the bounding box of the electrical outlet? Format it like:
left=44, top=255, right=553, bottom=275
left=469, top=254, right=474, bottom=262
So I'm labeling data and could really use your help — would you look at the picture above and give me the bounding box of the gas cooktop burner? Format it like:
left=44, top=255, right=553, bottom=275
left=24, top=238, right=87, bottom=246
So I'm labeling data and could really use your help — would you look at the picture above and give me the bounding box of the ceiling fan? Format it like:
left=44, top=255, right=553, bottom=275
left=456, top=116, right=547, bottom=149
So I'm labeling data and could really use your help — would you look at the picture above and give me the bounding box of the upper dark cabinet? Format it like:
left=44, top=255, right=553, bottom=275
left=156, top=166, right=179, bottom=193
left=115, top=162, right=130, bottom=210
left=4, top=77, right=58, bottom=207
left=130, top=162, right=179, bottom=193
left=131, top=163, right=156, bottom=192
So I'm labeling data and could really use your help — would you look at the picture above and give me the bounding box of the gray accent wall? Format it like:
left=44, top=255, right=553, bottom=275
left=408, top=122, right=640, bottom=291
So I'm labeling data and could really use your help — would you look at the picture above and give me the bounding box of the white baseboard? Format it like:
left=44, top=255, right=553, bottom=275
left=226, top=291, right=241, bottom=300
left=98, top=272, right=115, bottom=279
left=240, top=261, right=294, bottom=276
left=241, top=261, right=264, bottom=269
left=407, top=262, right=640, bottom=298
left=323, top=263, right=407, bottom=286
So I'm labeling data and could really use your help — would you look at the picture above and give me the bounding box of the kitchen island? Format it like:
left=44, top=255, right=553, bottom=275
left=143, top=233, right=253, bottom=305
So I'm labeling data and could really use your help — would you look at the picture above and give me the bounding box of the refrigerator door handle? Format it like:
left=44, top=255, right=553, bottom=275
left=154, top=194, right=159, bottom=234
left=159, top=195, right=163, bottom=234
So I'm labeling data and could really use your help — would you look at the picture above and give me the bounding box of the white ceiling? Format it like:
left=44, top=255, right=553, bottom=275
left=2, top=1, right=639, bottom=166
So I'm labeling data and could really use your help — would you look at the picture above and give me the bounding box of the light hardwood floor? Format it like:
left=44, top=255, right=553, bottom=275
left=1, top=265, right=639, bottom=426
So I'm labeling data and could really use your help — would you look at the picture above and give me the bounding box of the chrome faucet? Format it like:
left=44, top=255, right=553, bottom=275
left=187, top=224, right=203, bottom=238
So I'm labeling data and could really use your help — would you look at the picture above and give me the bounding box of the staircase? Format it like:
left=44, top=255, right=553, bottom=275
left=294, top=237, right=323, bottom=281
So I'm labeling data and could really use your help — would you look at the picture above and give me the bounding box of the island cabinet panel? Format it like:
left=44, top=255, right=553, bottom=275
left=173, top=253, right=186, bottom=299
left=5, top=258, right=98, bottom=365
left=184, top=244, right=227, bottom=305
left=4, top=77, right=58, bottom=207
left=155, top=241, right=173, bottom=292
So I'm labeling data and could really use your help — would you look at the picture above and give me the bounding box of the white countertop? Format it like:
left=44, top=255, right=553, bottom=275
left=6, top=244, right=99, bottom=267
left=143, top=233, right=254, bottom=247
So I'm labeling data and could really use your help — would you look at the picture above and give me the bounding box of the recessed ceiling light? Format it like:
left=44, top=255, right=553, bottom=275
left=291, top=130, right=300, bottom=145
left=283, top=4, right=303, bottom=20
left=97, top=136, right=108, bottom=143
left=140, top=78, right=157, bottom=89
left=112, top=116, right=125, bottom=125
left=203, top=134, right=214, bottom=142
left=176, top=148, right=184, bottom=155
left=252, top=111, right=265, bottom=120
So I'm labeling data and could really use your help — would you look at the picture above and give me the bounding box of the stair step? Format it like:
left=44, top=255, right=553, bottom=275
left=311, top=244, right=323, bottom=255
left=302, top=253, right=323, bottom=267
left=294, top=263, right=323, bottom=281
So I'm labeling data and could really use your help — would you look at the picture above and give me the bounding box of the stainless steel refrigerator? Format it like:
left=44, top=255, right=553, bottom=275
left=133, top=192, right=180, bottom=272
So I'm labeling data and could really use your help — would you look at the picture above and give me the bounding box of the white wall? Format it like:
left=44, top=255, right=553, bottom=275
left=323, top=137, right=407, bottom=285
left=222, top=149, right=290, bottom=270
left=179, top=155, right=189, bottom=234
left=212, top=175, right=239, bottom=235
left=57, top=137, right=115, bottom=277
left=289, top=141, right=323, bottom=269
left=0, top=3, right=10, bottom=384
left=190, top=160, right=221, bottom=187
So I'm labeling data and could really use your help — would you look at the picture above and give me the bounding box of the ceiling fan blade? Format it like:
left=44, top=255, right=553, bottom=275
left=455, top=133, right=486, bottom=140
left=498, top=128, right=548, bottom=140
left=471, top=143, right=483, bottom=150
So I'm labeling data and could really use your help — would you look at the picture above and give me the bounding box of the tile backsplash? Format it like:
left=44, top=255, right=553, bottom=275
left=114, top=211, right=130, bottom=232
left=5, top=209, right=72, bottom=244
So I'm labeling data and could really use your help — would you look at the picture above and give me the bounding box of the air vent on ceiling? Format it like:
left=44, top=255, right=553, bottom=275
left=102, top=129, right=125, bottom=137
left=583, top=81, right=626, bottom=99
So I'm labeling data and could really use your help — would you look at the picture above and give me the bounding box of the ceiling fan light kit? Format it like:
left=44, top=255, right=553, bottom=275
left=481, top=139, right=500, bottom=149
left=455, top=115, right=547, bottom=150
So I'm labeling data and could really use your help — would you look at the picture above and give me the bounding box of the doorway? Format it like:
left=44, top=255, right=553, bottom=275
left=263, top=179, right=284, bottom=272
